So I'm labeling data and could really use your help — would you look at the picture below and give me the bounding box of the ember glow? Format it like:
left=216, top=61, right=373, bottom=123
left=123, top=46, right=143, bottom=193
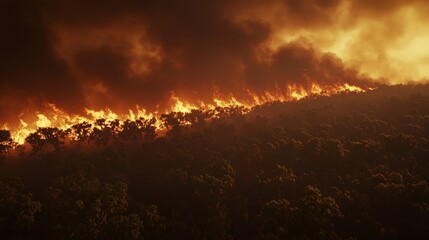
left=7, top=83, right=366, bottom=145
left=1, top=0, right=428, bottom=144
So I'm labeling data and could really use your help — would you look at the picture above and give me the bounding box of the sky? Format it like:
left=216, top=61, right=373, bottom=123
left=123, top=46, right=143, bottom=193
left=1, top=0, right=429, bottom=124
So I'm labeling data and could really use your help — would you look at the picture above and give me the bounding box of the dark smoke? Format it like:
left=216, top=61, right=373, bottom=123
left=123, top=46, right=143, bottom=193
left=3, top=0, right=422, bottom=124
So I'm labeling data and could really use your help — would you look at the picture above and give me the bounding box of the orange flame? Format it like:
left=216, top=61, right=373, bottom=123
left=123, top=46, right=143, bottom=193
left=2, top=83, right=371, bottom=145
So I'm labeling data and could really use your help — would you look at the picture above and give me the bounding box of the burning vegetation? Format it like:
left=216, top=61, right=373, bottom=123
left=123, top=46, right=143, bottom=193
left=1, top=84, right=429, bottom=239
left=1, top=0, right=429, bottom=239
left=3, top=82, right=368, bottom=146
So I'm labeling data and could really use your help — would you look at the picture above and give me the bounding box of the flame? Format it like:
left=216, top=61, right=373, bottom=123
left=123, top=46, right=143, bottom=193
left=170, top=96, right=200, bottom=113
left=2, top=83, right=373, bottom=145
left=13, top=119, right=32, bottom=145
left=85, top=108, right=119, bottom=123
left=36, top=114, right=51, bottom=128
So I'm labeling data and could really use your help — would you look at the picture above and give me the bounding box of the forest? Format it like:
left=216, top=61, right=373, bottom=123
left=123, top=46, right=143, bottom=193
left=1, top=84, right=429, bottom=240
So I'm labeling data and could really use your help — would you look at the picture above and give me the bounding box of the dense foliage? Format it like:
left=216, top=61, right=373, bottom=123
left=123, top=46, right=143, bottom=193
left=1, top=84, right=429, bottom=239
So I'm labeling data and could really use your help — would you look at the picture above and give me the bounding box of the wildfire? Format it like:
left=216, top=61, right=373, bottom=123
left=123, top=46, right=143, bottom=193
left=169, top=96, right=200, bottom=113
left=2, top=83, right=370, bottom=145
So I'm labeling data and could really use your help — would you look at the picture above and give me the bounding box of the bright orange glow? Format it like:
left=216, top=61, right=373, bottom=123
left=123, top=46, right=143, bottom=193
left=4, top=83, right=371, bottom=145
left=260, top=4, right=429, bottom=83
left=36, top=114, right=51, bottom=128
left=169, top=95, right=200, bottom=113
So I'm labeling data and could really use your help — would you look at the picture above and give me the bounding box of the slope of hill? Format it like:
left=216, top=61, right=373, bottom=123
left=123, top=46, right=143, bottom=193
left=1, top=84, right=429, bottom=239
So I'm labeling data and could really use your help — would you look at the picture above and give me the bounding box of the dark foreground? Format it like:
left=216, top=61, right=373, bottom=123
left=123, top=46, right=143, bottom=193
left=1, top=84, right=429, bottom=239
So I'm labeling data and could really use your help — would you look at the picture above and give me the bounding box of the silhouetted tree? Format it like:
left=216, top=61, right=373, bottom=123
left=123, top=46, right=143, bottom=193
left=0, top=130, right=13, bottom=154
left=0, top=177, right=41, bottom=239
left=26, top=127, right=67, bottom=152
left=43, top=171, right=143, bottom=240
left=1, top=84, right=429, bottom=239
left=71, top=122, right=92, bottom=141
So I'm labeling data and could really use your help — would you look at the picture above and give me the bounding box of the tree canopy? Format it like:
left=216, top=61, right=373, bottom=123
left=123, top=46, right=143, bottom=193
left=1, top=84, right=429, bottom=239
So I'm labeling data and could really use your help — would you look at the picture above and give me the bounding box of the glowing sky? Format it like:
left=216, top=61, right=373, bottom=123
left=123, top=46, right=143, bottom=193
left=1, top=0, right=428, bottom=124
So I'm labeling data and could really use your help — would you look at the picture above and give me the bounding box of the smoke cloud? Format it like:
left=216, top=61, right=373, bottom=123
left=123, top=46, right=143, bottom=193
left=1, top=0, right=428, bottom=124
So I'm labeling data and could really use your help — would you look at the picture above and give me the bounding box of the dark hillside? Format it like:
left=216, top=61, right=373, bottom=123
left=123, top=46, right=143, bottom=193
left=1, top=84, right=429, bottom=240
